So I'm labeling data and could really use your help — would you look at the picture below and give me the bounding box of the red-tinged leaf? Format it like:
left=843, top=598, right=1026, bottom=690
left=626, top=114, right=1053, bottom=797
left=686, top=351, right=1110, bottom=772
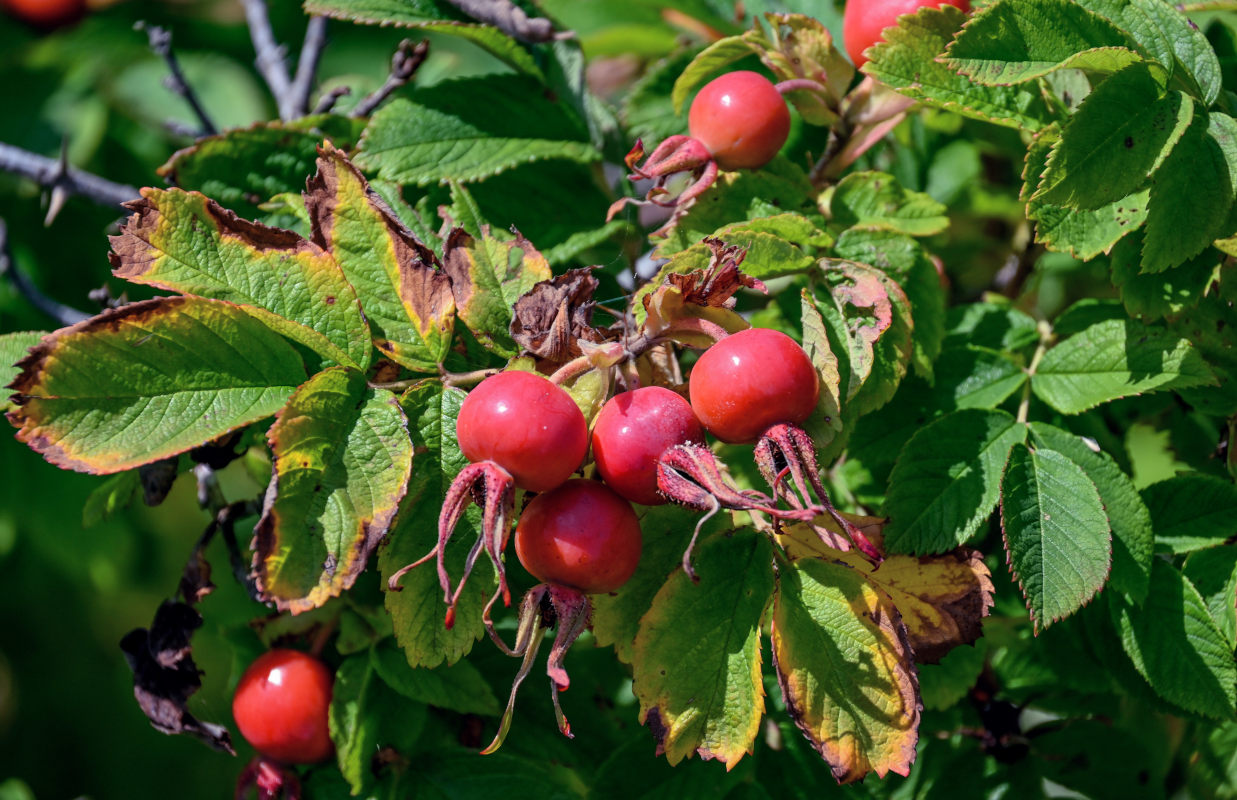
left=7, top=297, right=307, bottom=474
left=253, top=366, right=412, bottom=614
left=306, top=143, right=456, bottom=372
left=109, top=187, right=370, bottom=369
left=631, top=531, right=774, bottom=769
left=772, top=557, right=920, bottom=783
left=441, top=227, right=552, bottom=357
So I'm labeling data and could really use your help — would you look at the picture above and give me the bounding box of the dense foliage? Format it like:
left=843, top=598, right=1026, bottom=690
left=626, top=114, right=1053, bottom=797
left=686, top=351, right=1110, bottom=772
left=1, top=0, right=1236, bottom=798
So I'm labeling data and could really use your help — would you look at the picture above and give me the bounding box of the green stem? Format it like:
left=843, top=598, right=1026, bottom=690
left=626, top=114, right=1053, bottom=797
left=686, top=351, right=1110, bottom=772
left=1016, top=321, right=1054, bottom=424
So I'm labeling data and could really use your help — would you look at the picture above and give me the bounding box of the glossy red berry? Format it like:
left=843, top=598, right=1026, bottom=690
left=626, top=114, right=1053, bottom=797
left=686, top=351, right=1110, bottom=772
left=592, top=386, right=705, bottom=506
left=843, top=0, right=971, bottom=68
left=456, top=371, right=588, bottom=493
left=1, top=0, right=86, bottom=28
left=232, top=649, right=333, bottom=765
left=689, top=328, right=820, bottom=445
left=688, top=71, right=791, bottom=171
left=514, top=479, right=642, bottom=594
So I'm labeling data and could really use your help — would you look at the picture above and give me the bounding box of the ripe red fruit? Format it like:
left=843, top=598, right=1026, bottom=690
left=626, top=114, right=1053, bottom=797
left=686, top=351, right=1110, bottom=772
left=843, top=0, right=971, bottom=68
left=456, top=371, right=588, bottom=493
left=689, top=328, right=820, bottom=445
left=688, top=71, right=791, bottom=171
left=1, top=0, right=86, bottom=28
left=232, top=649, right=333, bottom=765
left=592, top=386, right=705, bottom=506
left=514, top=479, right=642, bottom=594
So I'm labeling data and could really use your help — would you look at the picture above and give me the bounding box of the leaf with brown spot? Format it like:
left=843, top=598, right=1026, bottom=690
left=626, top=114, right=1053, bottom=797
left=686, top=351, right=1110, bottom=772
left=442, top=227, right=552, bottom=357
left=7, top=297, right=307, bottom=474
left=109, top=187, right=370, bottom=369
left=253, top=366, right=412, bottom=613
left=509, top=268, right=604, bottom=364
left=639, top=242, right=758, bottom=347
left=772, top=557, right=920, bottom=783
left=306, top=144, right=456, bottom=373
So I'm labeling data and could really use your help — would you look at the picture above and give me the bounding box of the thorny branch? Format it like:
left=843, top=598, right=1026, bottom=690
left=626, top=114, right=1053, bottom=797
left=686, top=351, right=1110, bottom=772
left=135, top=22, right=218, bottom=137
left=0, top=140, right=139, bottom=210
left=351, top=39, right=430, bottom=118
left=289, top=15, right=329, bottom=118
left=0, top=218, right=91, bottom=327
left=239, top=0, right=294, bottom=120
left=444, top=0, right=564, bottom=42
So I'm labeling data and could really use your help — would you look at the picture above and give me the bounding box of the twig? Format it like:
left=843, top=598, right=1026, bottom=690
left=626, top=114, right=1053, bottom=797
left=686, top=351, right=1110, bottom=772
left=351, top=39, right=430, bottom=118
left=289, top=16, right=329, bottom=118
left=0, top=218, right=91, bottom=326
left=135, top=22, right=218, bottom=137
left=0, top=140, right=139, bottom=209
left=240, top=0, right=294, bottom=120
left=443, top=0, right=563, bottom=42
left=311, top=86, right=351, bottom=115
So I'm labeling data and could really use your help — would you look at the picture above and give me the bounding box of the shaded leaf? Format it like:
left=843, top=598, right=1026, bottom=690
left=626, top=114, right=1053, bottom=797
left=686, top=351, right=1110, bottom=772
left=1141, top=472, right=1237, bottom=553
left=1000, top=444, right=1111, bottom=630
left=7, top=297, right=305, bottom=474
left=253, top=367, right=412, bottom=613
left=371, top=639, right=500, bottom=715
left=771, top=557, right=919, bottom=783
left=329, top=651, right=424, bottom=795
left=1182, top=546, right=1237, bottom=648
left=109, top=188, right=370, bottom=369
left=631, top=531, right=774, bottom=768
left=884, top=409, right=1027, bottom=554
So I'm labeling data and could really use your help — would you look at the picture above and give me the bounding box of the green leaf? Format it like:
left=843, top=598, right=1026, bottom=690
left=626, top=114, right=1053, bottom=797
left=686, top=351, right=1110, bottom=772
left=1141, top=473, right=1237, bottom=553
left=442, top=227, right=552, bottom=357
left=918, top=640, right=987, bottom=711
left=1033, top=720, right=1161, bottom=800
left=1109, top=559, right=1237, bottom=719
left=109, top=188, right=370, bottom=369
left=834, top=230, right=946, bottom=380
left=307, top=145, right=455, bottom=372
left=7, top=297, right=305, bottom=474
left=253, top=367, right=412, bottom=613
left=1169, top=293, right=1237, bottom=416
left=302, top=0, right=544, bottom=78
left=1023, top=126, right=1149, bottom=259
left=370, top=639, right=500, bottom=715
left=1142, top=111, right=1237, bottom=272
left=771, top=558, right=919, bottom=783
left=1031, top=318, right=1215, bottom=413
left=930, top=346, right=1027, bottom=411
left=1000, top=444, right=1111, bottom=630
left=943, top=0, right=1139, bottom=85
left=863, top=5, right=1051, bottom=130
left=591, top=504, right=710, bottom=665
left=1029, top=422, right=1153, bottom=601
left=944, top=302, right=1040, bottom=351
left=671, top=34, right=763, bottom=114
left=631, top=531, right=774, bottom=769
left=1183, top=546, right=1237, bottom=647
left=330, top=651, right=424, bottom=795
left=1076, top=0, right=1222, bottom=104
left=798, top=291, right=845, bottom=453
left=378, top=383, right=490, bottom=668
left=830, top=171, right=948, bottom=237
left=1, top=331, right=47, bottom=413
left=355, top=77, right=600, bottom=186
left=81, top=470, right=141, bottom=528
left=1034, top=65, right=1189, bottom=211
left=406, top=751, right=584, bottom=799
left=157, top=116, right=367, bottom=218
left=1111, top=235, right=1220, bottom=320
left=884, top=409, right=1028, bottom=555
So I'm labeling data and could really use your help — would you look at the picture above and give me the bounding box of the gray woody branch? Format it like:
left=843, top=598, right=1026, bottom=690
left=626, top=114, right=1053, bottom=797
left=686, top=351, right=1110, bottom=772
left=444, top=0, right=562, bottom=42
left=135, top=22, right=218, bottom=137
left=0, top=218, right=91, bottom=327
left=351, top=39, right=430, bottom=118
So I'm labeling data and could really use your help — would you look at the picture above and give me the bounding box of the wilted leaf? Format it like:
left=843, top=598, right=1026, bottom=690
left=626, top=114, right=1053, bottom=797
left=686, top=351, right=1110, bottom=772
left=7, top=297, right=306, bottom=474
left=510, top=268, right=603, bottom=363
left=771, top=557, right=919, bottom=783
left=253, top=367, right=412, bottom=613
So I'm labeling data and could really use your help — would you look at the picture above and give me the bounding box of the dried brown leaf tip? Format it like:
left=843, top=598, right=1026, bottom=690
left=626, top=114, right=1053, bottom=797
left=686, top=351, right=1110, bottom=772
left=666, top=237, right=768, bottom=307
left=511, top=268, right=605, bottom=363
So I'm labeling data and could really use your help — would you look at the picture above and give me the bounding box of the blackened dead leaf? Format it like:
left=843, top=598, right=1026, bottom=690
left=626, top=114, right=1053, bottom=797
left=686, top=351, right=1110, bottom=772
left=510, top=268, right=604, bottom=362
left=120, top=600, right=235, bottom=754
left=138, top=456, right=180, bottom=507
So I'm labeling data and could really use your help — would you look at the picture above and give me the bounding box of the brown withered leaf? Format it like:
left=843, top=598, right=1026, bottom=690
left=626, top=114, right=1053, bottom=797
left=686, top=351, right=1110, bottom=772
left=510, top=268, right=605, bottom=363
left=778, top=514, right=994, bottom=663
left=120, top=601, right=234, bottom=754
left=666, top=238, right=767, bottom=308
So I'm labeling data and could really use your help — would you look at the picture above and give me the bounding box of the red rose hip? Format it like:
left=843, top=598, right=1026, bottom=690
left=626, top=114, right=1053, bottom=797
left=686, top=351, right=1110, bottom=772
left=456, top=370, right=588, bottom=492
left=688, top=71, right=791, bottom=171
left=592, top=387, right=705, bottom=506
left=232, top=649, right=333, bottom=765
left=843, top=0, right=971, bottom=68
left=514, top=479, right=642, bottom=594
left=689, top=328, right=820, bottom=444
